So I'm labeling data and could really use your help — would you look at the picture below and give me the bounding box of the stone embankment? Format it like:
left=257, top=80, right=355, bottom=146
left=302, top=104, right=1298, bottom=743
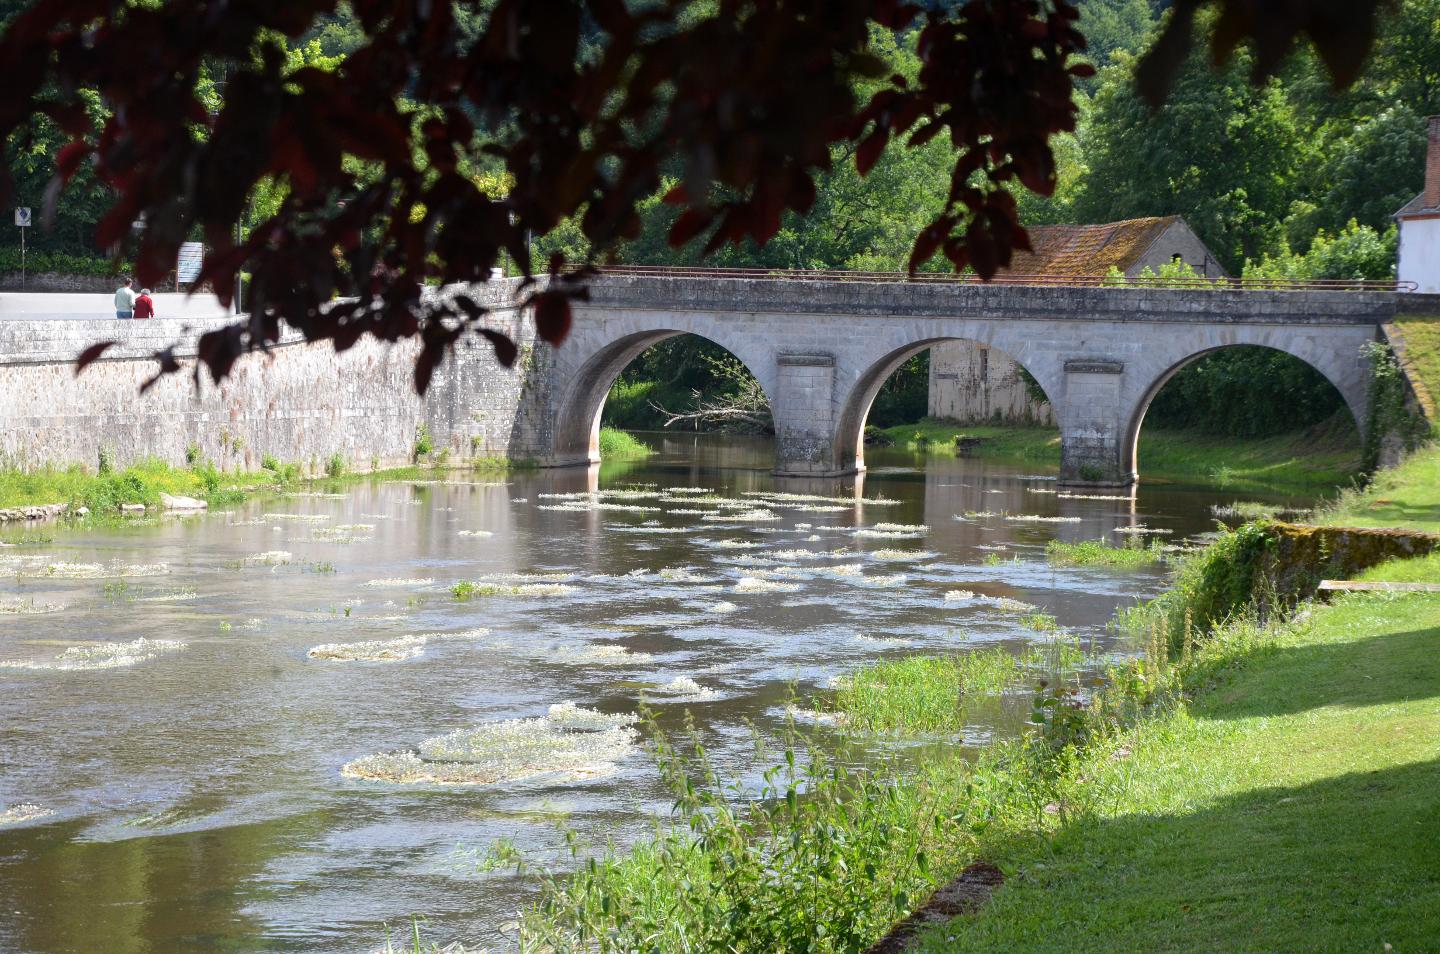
left=0, top=503, right=70, bottom=523
left=1264, top=521, right=1439, bottom=601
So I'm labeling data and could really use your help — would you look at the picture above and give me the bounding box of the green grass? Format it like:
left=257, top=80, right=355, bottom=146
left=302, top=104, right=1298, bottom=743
left=0, top=458, right=278, bottom=512
left=912, top=585, right=1440, bottom=953
left=0, top=455, right=514, bottom=522
left=1318, top=442, right=1440, bottom=533
left=1392, top=313, right=1440, bottom=418
left=597, top=427, right=653, bottom=459
left=831, top=649, right=1023, bottom=732
left=1356, top=550, right=1440, bottom=583
left=878, top=418, right=1361, bottom=492
left=1045, top=538, right=1165, bottom=567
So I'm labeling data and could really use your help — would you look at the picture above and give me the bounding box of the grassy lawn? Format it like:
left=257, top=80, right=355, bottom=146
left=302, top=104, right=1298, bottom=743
left=878, top=419, right=1361, bottom=492
left=1391, top=312, right=1440, bottom=418
left=1319, top=443, right=1440, bottom=533
left=915, top=586, right=1440, bottom=953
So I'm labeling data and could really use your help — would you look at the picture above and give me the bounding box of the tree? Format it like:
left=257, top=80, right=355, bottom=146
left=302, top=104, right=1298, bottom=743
left=0, top=0, right=1396, bottom=390
left=1075, top=38, right=1302, bottom=271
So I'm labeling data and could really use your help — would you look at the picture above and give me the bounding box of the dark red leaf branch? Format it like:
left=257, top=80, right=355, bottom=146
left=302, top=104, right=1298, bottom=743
left=0, top=0, right=1389, bottom=391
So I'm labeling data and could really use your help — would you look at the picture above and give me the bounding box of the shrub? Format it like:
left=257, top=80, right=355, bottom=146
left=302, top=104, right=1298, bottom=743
left=325, top=453, right=346, bottom=478
left=413, top=423, right=434, bottom=462
left=597, top=427, right=652, bottom=458
left=1120, top=521, right=1276, bottom=651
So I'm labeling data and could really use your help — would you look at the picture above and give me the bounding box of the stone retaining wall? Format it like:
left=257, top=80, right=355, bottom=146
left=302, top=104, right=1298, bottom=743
left=0, top=282, right=548, bottom=472
left=1262, top=521, right=1440, bottom=603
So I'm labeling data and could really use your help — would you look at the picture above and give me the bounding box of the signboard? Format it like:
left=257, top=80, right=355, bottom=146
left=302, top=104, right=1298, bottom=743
left=14, top=207, right=31, bottom=227
left=176, top=241, right=204, bottom=284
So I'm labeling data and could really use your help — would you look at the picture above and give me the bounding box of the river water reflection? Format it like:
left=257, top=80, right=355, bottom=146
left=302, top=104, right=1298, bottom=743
left=0, top=434, right=1313, bottom=953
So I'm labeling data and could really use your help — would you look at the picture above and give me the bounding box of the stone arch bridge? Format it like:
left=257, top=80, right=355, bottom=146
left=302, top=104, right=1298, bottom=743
left=504, top=271, right=1389, bottom=486
left=0, top=272, right=1403, bottom=487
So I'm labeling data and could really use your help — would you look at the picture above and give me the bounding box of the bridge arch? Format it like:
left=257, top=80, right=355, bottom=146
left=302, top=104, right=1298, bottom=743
left=1120, top=340, right=1368, bottom=482
left=833, top=337, right=1059, bottom=475
left=548, top=328, right=776, bottom=466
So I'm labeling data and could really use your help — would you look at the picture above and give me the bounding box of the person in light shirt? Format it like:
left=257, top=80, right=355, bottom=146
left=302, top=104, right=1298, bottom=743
left=113, top=277, right=135, bottom=319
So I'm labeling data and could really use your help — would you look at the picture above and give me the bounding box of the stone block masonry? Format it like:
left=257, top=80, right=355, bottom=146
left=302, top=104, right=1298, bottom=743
left=0, top=275, right=1409, bottom=487
left=0, top=282, right=545, bottom=472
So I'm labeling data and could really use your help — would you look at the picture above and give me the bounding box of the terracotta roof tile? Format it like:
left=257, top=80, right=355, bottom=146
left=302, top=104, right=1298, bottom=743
left=1004, top=216, right=1179, bottom=276
left=1396, top=193, right=1440, bottom=217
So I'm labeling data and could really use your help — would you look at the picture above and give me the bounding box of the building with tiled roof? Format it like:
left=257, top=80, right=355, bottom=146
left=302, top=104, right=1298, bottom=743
left=929, top=216, right=1225, bottom=425
left=1395, top=115, right=1440, bottom=294
left=1004, top=215, right=1226, bottom=278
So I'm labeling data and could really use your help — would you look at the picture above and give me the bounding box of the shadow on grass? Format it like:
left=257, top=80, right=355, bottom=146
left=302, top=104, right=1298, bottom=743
left=1191, top=618, right=1440, bottom=721
left=918, top=757, right=1440, bottom=953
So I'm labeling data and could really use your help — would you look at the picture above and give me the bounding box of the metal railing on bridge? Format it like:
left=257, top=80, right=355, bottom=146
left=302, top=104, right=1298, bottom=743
left=592, top=264, right=1417, bottom=293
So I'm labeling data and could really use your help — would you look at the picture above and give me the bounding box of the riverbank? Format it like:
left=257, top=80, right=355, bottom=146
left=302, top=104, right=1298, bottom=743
left=0, top=457, right=530, bottom=522
left=522, top=445, right=1440, bottom=951
left=895, top=447, right=1440, bottom=950
left=877, top=418, right=1361, bottom=492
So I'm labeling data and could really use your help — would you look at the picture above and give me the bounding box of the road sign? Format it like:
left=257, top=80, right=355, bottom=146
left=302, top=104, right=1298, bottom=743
left=176, top=241, right=204, bottom=284
left=14, top=207, right=30, bottom=227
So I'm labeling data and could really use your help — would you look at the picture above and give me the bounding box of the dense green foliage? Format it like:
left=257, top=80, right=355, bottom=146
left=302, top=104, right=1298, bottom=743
left=878, top=419, right=1361, bottom=491
left=1120, top=521, right=1277, bottom=649
left=1145, top=346, right=1347, bottom=438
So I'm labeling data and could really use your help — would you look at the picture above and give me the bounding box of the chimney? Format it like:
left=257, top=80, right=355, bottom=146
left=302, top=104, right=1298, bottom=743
left=1427, top=115, right=1440, bottom=209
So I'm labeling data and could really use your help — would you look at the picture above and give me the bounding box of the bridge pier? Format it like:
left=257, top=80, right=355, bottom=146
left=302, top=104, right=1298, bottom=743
left=772, top=352, right=855, bottom=476
left=1056, top=358, right=1136, bottom=488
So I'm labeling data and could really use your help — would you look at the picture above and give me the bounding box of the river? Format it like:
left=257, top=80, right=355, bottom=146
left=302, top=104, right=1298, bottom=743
left=0, top=434, right=1315, bottom=953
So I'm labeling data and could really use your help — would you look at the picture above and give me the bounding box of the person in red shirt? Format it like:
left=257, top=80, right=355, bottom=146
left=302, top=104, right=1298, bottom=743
left=133, top=288, right=156, bottom=320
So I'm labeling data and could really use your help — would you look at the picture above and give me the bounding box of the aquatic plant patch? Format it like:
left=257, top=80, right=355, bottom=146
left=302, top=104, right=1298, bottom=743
left=1003, top=514, right=1083, bottom=523
left=734, top=577, right=801, bottom=593
left=831, top=647, right=1034, bottom=733
left=707, top=539, right=759, bottom=549
left=452, top=581, right=576, bottom=600
left=0, top=804, right=54, bottom=826
left=308, top=635, right=429, bottom=661
left=362, top=577, right=436, bottom=587
left=243, top=551, right=293, bottom=566
left=652, top=676, right=721, bottom=702
left=854, top=523, right=930, bottom=539
left=0, top=637, right=186, bottom=671
left=703, top=508, right=780, bottom=522
left=342, top=704, right=639, bottom=786
left=1045, top=539, right=1165, bottom=567
left=658, top=567, right=715, bottom=583
left=551, top=644, right=655, bottom=664
left=0, top=598, right=65, bottom=614
left=869, top=549, right=938, bottom=561
left=28, top=560, right=171, bottom=579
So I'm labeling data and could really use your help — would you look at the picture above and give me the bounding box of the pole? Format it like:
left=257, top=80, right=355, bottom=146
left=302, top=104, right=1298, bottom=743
left=234, top=215, right=242, bottom=315
left=19, top=224, right=25, bottom=289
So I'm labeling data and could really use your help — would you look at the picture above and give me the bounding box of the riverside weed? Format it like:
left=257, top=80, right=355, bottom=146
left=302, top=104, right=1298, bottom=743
left=1045, top=538, right=1166, bottom=567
